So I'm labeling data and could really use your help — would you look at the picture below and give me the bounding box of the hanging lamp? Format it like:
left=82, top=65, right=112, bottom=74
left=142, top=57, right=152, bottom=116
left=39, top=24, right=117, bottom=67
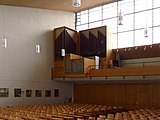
left=72, top=0, right=81, bottom=7
left=118, top=0, right=123, bottom=25
left=144, top=0, right=149, bottom=37
left=144, top=25, right=148, bottom=37
left=118, top=9, right=123, bottom=25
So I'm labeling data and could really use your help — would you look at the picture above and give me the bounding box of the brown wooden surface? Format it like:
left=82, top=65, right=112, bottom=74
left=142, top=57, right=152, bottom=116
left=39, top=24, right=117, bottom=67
left=52, top=72, right=86, bottom=78
left=106, top=26, right=113, bottom=65
left=53, top=53, right=95, bottom=77
left=53, top=65, right=160, bottom=78
left=112, top=43, right=160, bottom=60
left=74, top=83, right=160, bottom=109
left=1, top=0, right=113, bottom=12
left=88, top=66, right=160, bottom=77
left=67, top=54, right=83, bottom=60
left=53, top=58, right=87, bottom=78
left=84, top=58, right=95, bottom=73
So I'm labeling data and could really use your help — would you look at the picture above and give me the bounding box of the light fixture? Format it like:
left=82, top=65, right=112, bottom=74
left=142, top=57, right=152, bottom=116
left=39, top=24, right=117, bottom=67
left=118, top=9, right=123, bottom=25
left=36, top=44, right=41, bottom=53
left=128, top=48, right=131, bottom=51
left=135, top=47, right=138, bottom=50
left=61, top=49, right=65, bottom=57
left=144, top=25, right=148, bottom=37
left=2, top=5, right=7, bottom=48
left=118, top=0, right=123, bottom=25
left=95, top=56, right=99, bottom=69
left=144, top=0, right=149, bottom=37
left=72, top=0, right=81, bottom=7
left=116, top=49, right=119, bottom=52
left=2, top=38, right=7, bottom=48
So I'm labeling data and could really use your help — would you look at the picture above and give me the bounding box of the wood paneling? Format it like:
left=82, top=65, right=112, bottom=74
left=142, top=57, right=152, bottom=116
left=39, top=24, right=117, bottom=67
left=114, top=85, right=127, bottom=107
left=83, top=58, right=95, bottom=73
left=74, top=83, right=160, bottom=110
left=126, top=84, right=137, bottom=109
left=88, top=66, right=160, bottom=77
left=53, top=53, right=95, bottom=77
left=126, top=84, right=150, bottom=109
left=1, top=0, right=113, bottom=12
left=53, top=60, right=65, bottom=76
left=68, top=54, right=83, bottom=60
left=149, top=84, right=160, bottom=108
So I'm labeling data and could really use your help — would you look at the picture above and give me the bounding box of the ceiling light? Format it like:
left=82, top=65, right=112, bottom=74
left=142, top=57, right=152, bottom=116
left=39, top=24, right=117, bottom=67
left=61, top=49, right=65, bottom=57
left=72, top=0, right=81, bottom=7
left=2, top=38, right=7, bottom=48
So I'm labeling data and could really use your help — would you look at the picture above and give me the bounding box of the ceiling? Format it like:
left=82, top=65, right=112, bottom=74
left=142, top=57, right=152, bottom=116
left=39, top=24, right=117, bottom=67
left=0, top=0, right=116, bottom=12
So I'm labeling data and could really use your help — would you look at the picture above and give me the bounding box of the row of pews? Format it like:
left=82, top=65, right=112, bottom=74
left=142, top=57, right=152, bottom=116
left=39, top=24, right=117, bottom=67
left=0, top=103, right=159, bottom=120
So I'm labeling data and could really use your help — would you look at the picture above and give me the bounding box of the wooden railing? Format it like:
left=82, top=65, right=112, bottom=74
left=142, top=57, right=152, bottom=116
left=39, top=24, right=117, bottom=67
left=53, top=56, right=160, bottom=78
left=88, top=66, right=160, bottom=77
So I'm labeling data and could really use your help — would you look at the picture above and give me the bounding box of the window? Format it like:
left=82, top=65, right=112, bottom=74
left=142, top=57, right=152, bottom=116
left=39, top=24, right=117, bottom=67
left=118, top=14, right=133, bottom=32
left=103, top=2, right=117, bottom=19
left=77, top=24, right=88, bottom=31
left=118, top=0, right=134, bottom=15
left=135, top=0, right=152, bottom=12
left=76, top=0, right=160, bottom=48
left=153, top=8, right=160, bottom=26
left=103, top=18, right=117, bottom=33
left=135, top=10, right=152, bottom=29
left=153, top=0, right=160, bottom=8
left=89, top=7, right=102, bottom=23
left=118, top=31, right=134, bottom=48
left=80, top=10, right=88, bottom=24
left=89, top=21, right=102, bottom=29
left=135, top=28, right=152, bottom=46
left=153, top=27, right=160, bottom=44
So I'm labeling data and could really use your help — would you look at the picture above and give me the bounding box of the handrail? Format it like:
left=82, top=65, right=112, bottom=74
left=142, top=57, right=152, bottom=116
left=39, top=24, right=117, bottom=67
left=86, top=59, right=160, bottom=77
left=53, top=59, right=160, bottom=78
left=87, top=60, right=160, bottom=71
left=88, top=66, right=160, bottom=77
left=121, top=60, right=160, bottom=67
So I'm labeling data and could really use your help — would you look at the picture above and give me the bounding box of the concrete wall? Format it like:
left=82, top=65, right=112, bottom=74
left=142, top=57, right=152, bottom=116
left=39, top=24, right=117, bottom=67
left=0, top=5, right=75, bottom=107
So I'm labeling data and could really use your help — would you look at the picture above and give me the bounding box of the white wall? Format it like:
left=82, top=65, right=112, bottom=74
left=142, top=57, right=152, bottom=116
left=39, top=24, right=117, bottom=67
left=0, top=5, right=75, bottom=107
